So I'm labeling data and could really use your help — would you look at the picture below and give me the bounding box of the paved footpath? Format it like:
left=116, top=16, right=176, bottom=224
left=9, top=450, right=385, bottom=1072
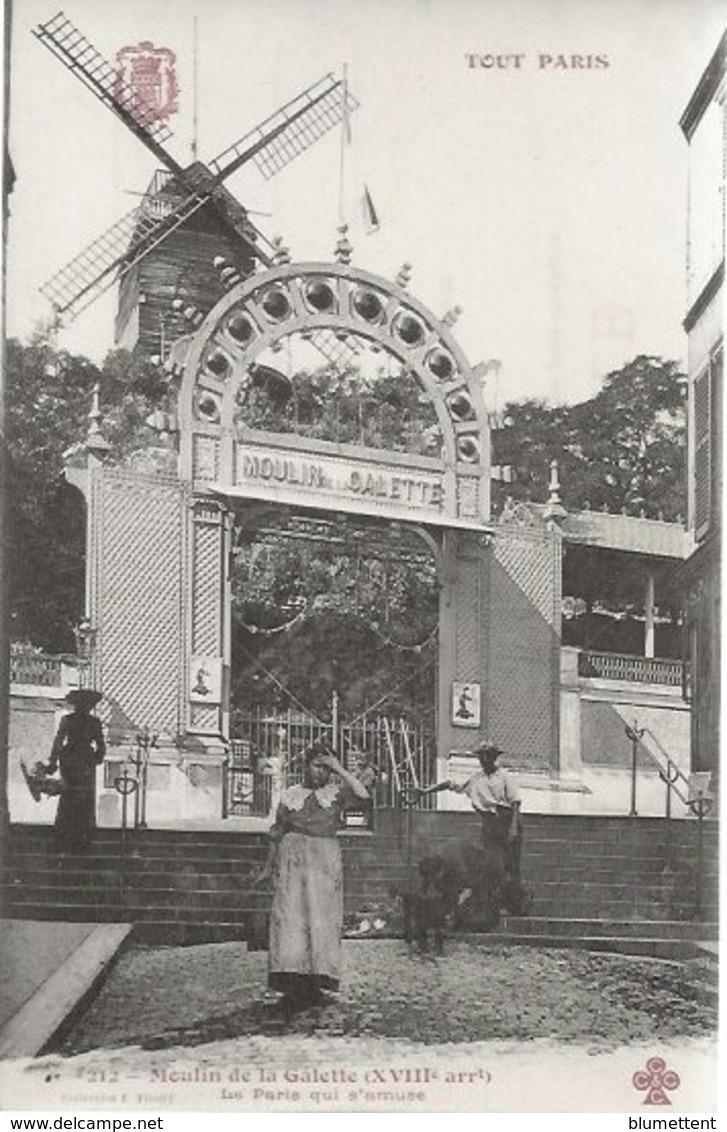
left=0, top=936, right=718, bottom=1113
left=0, top=920, right=132, bottom=1060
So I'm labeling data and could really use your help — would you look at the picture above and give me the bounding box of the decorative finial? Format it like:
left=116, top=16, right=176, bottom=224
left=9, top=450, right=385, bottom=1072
left=171, top=298, right=202, bottom=324
left=85, top=381, right=111, bottom=461
left=272, top=236, right=291, bottom=266
left=335, top=224, right=352, bottom=264
left=214, top=255, right=242, bottom=289
left=175, top=301, right=202, bottom=326
left=543, top=458, right=567, bottom=526
left=396, top=262, right=413, bottom=289
left=549, top=460, right=562, bottom=501
left=88, top=381, right=102, bottom=437
left=442, top=305, right=463, bottom=328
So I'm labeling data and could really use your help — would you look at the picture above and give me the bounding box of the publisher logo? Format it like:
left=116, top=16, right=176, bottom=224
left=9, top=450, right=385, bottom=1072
left=632, top=1057, right=681, bottom=1105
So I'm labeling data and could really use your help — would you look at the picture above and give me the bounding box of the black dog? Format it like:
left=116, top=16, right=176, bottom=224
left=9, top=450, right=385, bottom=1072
left=400, top=855, right=464, bottom=954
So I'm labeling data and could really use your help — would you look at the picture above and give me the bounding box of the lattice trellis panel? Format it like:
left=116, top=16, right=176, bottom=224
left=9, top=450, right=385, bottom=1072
left=190, top=704, right=220, bottom=732
left=437, top=533, right=489, bottom=753
left=94, top=473, right=186, bottom=736
left=486, top=525, right=562, bottom=767
left=192, top=507, right=224, bottom=657
left=454, top=546, right=483, bottom=681
left=493, top=526, right=561, bottom=629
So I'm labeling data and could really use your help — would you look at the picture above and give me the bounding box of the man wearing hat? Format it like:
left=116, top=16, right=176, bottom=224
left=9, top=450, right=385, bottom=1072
left=413, top=742, right=523, bottom=929
left=43, top=689, right=105, bottom=851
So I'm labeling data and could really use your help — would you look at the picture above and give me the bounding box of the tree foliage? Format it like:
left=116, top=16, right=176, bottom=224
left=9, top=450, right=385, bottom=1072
left=230, top=520, right=439, bottom=720
left=493, top=355, right=686, bottom=520
left=240, top=363, right=441, bottom=455
left=5, top=336, right=686, bottom=696
left=4, top=337, right=166, bottom=651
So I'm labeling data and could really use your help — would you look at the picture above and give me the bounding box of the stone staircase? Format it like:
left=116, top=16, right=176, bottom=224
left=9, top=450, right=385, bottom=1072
left=495, top=917, right=718, bottom=960
left=1, top=813, right=719, bottom=955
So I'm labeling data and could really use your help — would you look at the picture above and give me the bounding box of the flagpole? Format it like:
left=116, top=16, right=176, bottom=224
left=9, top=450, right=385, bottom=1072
left=338, top=62, right=348, bottom=224
left=192, top=16, right=199, bottom=161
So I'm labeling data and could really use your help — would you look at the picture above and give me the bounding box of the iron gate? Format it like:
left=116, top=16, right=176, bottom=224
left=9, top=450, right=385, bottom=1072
left=224, top=706, right=437, bottom=818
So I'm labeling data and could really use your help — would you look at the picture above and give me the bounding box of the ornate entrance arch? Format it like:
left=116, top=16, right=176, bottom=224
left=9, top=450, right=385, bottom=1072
left=78, top=254, right=561, bottom=824
left=177, top=261, right=491, bottom=528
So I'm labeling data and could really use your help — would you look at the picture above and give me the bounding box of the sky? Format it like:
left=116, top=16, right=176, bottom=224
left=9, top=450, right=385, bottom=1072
left=4, top=0, right=726, bottom=408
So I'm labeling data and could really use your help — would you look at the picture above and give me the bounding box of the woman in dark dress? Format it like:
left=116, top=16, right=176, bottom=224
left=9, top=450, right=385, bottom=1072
left=48, top=689, right=106, bottom=851
left=257, top=742, right=369, bottom=1007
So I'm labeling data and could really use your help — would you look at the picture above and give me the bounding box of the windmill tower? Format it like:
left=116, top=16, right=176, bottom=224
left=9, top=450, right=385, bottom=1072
left=35, top=12, right=357, bottom=362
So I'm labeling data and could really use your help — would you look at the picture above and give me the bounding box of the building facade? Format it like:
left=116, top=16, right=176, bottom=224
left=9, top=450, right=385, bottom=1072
left=680, top=31, right=725, bottom=786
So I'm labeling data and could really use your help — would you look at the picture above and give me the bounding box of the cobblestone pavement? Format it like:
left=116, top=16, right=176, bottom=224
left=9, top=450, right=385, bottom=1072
left=59, top=938, right=716, bottom=1054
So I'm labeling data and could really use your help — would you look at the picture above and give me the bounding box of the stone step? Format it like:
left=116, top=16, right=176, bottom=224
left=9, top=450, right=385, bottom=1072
left=10, top=817, right=718, bottom=840
left=4, top=886, right=271, bottom=912
left=1, top=901, right=252, bottom=924
left=501, top=916, right=719, bottom=941
left=495, top=934, right=715, bottom=962
left=515, top=893, right=719, bottom=914
left=5, top=860, right=716, bottom=899
left=6, top=818, right=717, bottom=930
left=5, top=857, right=716, bottom=890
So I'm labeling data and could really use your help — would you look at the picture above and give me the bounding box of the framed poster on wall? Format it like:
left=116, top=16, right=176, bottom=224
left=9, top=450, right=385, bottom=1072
left=189, top=657, right=223, bottom=703
left=451, top=681, right=481, bottom=727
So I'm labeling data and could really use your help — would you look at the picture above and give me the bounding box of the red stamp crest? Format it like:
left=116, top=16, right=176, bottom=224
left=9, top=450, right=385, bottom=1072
left=114, top=41, right=179, bottom=126
left=632, top=1056, right=681, bottom=1105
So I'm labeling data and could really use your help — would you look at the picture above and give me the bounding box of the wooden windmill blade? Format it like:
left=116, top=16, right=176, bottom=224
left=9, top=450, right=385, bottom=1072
left=308, top=329, right=363, bottom=369
left=39, top=193, right=210, bottom=322
left=208, top=72, right=359, bottom=182
left=33, top=11, right=184, bottom=174
left=34, top=14, right=360, bottom=326
left=40, top=187, right=275, bottom=323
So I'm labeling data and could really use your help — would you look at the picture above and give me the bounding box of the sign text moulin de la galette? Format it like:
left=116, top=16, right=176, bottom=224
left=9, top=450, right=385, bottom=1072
left=214, top=435, right=488, bottom=530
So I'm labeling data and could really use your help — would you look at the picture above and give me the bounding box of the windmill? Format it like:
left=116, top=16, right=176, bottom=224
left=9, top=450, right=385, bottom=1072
left=34, top=12, right=359, bottom=364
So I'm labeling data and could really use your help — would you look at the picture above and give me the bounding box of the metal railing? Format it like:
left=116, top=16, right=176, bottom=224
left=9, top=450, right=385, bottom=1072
left=579, top=650, right=686, bottom=687
left=224, top=709, right=436, bottom=818
left=624, top=720, right=714, bottom=919
left=624, top=722, right=695, bottom=819
left=9, top=647, right=64, bottom=687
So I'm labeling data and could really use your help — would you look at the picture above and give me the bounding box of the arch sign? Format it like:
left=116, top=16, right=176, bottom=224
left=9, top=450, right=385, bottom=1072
left=178, top=261, right=492, bottom=529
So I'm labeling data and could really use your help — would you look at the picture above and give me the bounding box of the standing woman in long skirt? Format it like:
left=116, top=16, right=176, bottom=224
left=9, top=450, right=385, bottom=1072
left=257, top=741, right=369, bottom=1007
left=48, top=688, right=106, bottom=851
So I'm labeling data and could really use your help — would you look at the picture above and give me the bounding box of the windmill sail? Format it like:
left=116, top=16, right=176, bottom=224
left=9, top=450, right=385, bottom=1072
left=40, top=194, right=210, bottom=320
left=41, top=180, right=276, bottom=323
left=34, top=16, right=360, bottom=335
left=309, top=329, right=363, bottom=369
left=209, top=73, right=359, bottom=181
left=33, top=12, right=183, bottom=172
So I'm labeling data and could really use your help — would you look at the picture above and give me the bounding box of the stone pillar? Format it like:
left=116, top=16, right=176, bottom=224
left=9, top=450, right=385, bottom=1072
left=437, top=530, right=490, bottom=777
left=486, top=522, right=561, bottom=770
left=88, top=469, right=188, bottom=741
left=188, top=496, right=232, bottom=747
left=559, top=646, right=583, bottom=779
left=644, top=571, right=655, bottom=658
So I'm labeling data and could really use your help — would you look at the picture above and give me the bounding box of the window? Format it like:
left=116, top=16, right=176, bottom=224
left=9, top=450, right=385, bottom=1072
left=693, top=344, right=723, bottom=540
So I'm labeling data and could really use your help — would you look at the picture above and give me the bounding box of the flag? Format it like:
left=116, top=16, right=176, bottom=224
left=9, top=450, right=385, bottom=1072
left=362, top=184, right=380, bottom=234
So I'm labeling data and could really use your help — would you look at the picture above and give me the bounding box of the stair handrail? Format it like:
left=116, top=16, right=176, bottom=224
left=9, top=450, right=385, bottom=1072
left=640, top=725, right=693, bottom=807
left=625, top=719, right=715, bottom=920
left=624, top=719, right=710, bottom=818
